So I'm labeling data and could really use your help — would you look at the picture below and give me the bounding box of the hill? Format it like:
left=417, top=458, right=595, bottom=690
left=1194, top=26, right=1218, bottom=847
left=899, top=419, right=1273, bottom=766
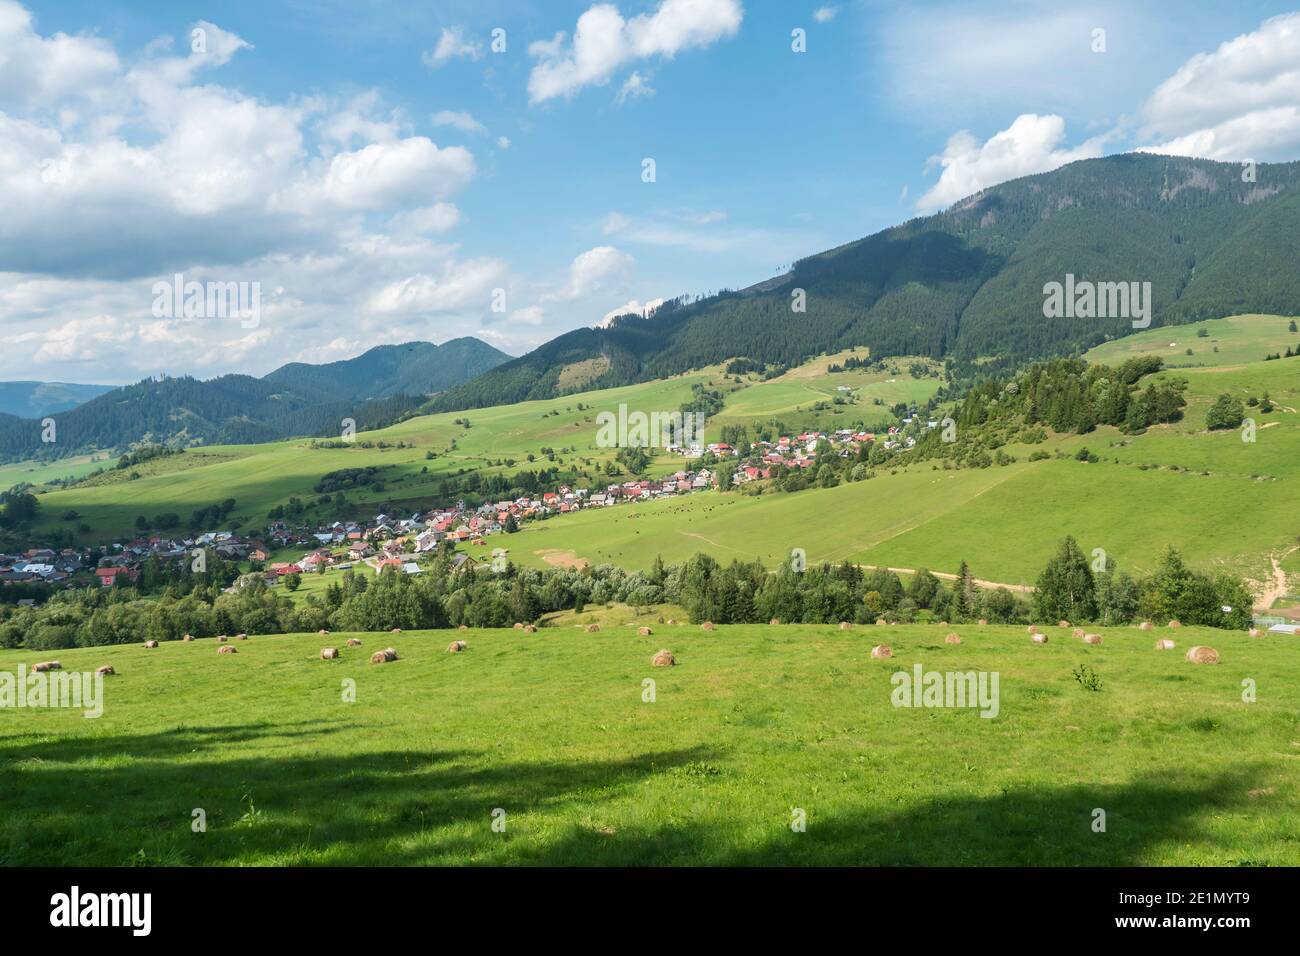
left=0, top=337, right=508, bottom=464
left=3, top=622, right=1295, bottom=865
left=431, top=153, right=1300, bottom=412
left=1083, top=313, right=1300, bottom=368
left=0, top=381, right=113, bottom=418
left=264, top=337, right=509, bottom=401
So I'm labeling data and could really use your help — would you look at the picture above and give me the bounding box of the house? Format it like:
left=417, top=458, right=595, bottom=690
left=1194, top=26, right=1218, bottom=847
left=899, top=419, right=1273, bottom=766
left=95, top=567, right=137, bottom=587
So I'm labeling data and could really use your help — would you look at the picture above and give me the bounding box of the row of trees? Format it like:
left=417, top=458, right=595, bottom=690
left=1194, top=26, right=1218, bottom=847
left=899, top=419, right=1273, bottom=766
left=0, top=539, right=1251, bottom=651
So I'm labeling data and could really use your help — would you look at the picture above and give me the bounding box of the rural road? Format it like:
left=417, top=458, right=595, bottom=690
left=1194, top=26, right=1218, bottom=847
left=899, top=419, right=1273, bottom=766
left=1254, top=547, right=1298, bottom=613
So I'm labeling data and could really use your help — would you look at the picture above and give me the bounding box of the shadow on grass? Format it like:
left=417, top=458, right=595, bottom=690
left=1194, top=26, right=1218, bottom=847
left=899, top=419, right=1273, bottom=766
left=0, top=720, right=719, bottom=866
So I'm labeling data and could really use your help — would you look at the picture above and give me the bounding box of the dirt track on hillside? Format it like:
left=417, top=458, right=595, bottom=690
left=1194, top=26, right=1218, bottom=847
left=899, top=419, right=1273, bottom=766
left=856, top=565, right=1034, bottom=594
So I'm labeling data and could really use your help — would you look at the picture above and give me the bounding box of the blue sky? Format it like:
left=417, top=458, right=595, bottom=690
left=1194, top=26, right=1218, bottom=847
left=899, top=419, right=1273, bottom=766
left=5, top=0, right=1300, bottom=383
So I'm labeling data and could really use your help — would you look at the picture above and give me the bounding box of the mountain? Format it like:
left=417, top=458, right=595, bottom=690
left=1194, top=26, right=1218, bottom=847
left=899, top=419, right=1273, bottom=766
left=264, top=337, right=509, bottom=401
left=0, top=337, right=508, bottom=464
left=429, top=153, right=1300, bottom=412
left=0, top=381, right=114, bottom=418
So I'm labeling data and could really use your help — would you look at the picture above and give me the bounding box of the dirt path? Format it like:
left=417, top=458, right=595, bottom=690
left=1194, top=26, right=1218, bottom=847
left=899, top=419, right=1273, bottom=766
left=856, top=565, right=1035, bottom=594
left=1254, top=547, right=1298, bottom=612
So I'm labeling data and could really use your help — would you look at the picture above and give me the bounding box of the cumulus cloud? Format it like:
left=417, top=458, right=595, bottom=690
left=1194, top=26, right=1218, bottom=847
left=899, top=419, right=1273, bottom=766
left=597, top=297, right=664, bottom=327
left=916, top=114, right=1108, bottom=213
left=0, top=0, right=120, bottom=110
left=527, top=0, right=742, bottom=103
left=1138, top=13, right=1300, bottom=162
left=508, top=305, right=545, bottom=326
left=543, top=245, right=634, bottom=301
left=423, top=26, right=483, bottom=68
left=432, top=109, right=487, bottom=134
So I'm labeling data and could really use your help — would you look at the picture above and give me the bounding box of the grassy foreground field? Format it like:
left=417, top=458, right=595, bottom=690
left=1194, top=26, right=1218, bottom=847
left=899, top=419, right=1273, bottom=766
left=3, top=622, right=1297, bottom=866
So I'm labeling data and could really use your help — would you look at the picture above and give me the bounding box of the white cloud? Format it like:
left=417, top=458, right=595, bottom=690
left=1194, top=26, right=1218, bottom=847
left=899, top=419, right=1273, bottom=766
left=617, top=70, right=654, bottom=104
left=432, top=109, right=487, bottom=134
left=0, top=0, right=120, bottom=110
left=598, top=297, right=664, bottom=327
left=1138, top=13, right=1300, bottom=162
left=367, top=258, right=508, bottom=316
left=294, top=137, right=476, bottom=212
left=527, top=0, right=742, bottom=104
left=916, top=114, right=1108, bottom=213
left=496, top=135, right=511, bottom=149
left=544, top=245, right=634, bottom=301
left=423, top=26, right=483, bottom=68
left=601, top=211, right=631, bottom=235
left=812, top=6, right=838, bottom=24
left=508, top=305, right=545, bottom=326
left=389, top=203, right=463, bottom=235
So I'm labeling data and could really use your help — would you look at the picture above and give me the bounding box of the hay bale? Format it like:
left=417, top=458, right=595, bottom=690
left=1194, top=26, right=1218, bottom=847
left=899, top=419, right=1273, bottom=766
left=667, top=618, right=678, bottom=625
left=1082, top=633, right=1102, bottom=645
left=701, top=621, right=715, bottom=631
left=218, top=645, right=237, bottom=655
left=1058, top=620, right=1070, bottom=628
left=390, top=628, right=402, bottom=634
left=95, top=665, right=115, bottom=676
left=1031, top=633, right=1049, bottom=645
left=651, top=649, right=676, bottom=667
left=839, top=621, right=853, bottom=631
left=1072, top=627, right=1086, bottom=639
left=1248, top=627, right=1264, bottom=638
left=458, top=624, right=468, bottom=630
left=1138, top=621, right=1153, bottom=631
left=217, top=635, right=228, bottom=643
left=977, top=618, right=988, bottom=625
left=513, top=622, right=525, bottom=630
left=318, top=629, right=330, bottom=636
left=944, top=633, right=961, bottom=644
left=875, top=618, right=888, bottom=626
left=937, top=621, right=949, bottom=628
left=769, top=618, right=781, bottom=626
left=32, top=661, right=61, bottom=672
left=523, top=624, right=538, bottom=633
left=870, top=644, right=893, bottom=659
left=638, top=626, right=653, bottom=636
left=144, top=640, right=159, bottom=649
left=370, top=647, right=398, bottom=664
left=320, top=648, right=339, bottom=660
left=586, top=623, right=600, bottom=633
left=1167, top=619, right=1182, bottom=628
left=1185, top=645, right=1219, bottom=664
left=1027, top=625, right=1042, bottom=634
left=1154, top=639, right=1176, bottom=650
left=183, top=634, right=194, bottom=642
left=346, top=637, right=362, bottom=647
left=447, top=641, right=468, bottom=653
left=235, top=633, right=248, bottom=641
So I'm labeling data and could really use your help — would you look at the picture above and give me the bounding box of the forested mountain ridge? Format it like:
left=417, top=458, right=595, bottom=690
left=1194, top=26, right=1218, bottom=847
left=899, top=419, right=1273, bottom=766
left=430, top=153, right=1300, bottom=412
left=0, top=381, right=114, bottom=418
left=0, top=337, right=508, bottom=464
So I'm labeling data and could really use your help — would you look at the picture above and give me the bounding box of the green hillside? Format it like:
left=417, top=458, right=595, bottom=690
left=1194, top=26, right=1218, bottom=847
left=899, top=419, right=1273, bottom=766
left=1084, top=313, right=1300, bottom=368
left=3, top=622, right=1294, bottom=865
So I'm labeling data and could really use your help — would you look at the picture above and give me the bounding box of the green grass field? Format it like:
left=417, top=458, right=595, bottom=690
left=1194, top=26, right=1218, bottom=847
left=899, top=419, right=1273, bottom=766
left=3, top=622, right=1294, bottom=866
left=1084, top=313, right=1300, bottom=369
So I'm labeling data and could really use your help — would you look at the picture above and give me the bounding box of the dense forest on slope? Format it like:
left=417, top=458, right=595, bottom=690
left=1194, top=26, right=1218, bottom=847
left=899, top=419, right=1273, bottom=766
left=263, top=337, right=508, bottom=400
left=0, top=381, right=114, bottom=418
left=430, top=154, right=1300, bottom=412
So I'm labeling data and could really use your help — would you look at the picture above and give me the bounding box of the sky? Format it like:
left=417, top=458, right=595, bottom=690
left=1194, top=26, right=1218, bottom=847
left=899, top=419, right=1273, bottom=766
left=2, top=0, right=1299, bottom=385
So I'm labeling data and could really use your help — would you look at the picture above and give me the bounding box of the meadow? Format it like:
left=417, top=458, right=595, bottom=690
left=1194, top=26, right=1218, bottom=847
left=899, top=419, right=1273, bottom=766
left=2, top=621, right=1295, bottom=866
left=1084, top=313, right=1300, bottom=369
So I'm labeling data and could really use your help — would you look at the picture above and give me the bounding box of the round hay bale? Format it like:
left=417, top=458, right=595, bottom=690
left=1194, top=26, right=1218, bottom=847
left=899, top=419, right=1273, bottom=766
left=1154, top=639, right=1176, bottom=650
left=1082, top=633, right=1102, bottom=645
left=1185, top=645, right=1219, bottom=664
left=1027, top=625, right=1042, bottom=634
left=320, top=647, right=339, bottom=660
left=651, top=649, right=676, bottom=667
left=217, top=635, right=228, bottom=643
left=513, top=622, right=525, bottom=630
left=839, top=621, right=853, bottom=631
left=637, top=626, right=653, bottom=636
left=977, top=618, right=988, bottom=626
left=1248, top=627, right=1264, bottom=638
left=701, top=621, right=715, bottom=631
left=318, top=629, right=330, bottom=636
left=875, top=618, right=888, bottom=626
left=1058, top=620, right=1070, bottom=628
left=937, top=621, right=949, bottom=628
left=585, top=623, right=600, bottom=633
left=144, top=640, right=159, bottom=649
left=182, top=634, right=194, bottom=642
left=370, top=647, right=398, bottom=664
left=458, top=624, right=468, bottom=630
left=1031, top=633, right=1049, bottom=645
left=667, top=618, right=677, bottom=625
left=1167, top=619, right=1182, bottom=628
left=390, top=628, right=402, bottom=634
left=870, top=644, right=893, bottom=660
left=447, top=641, right=467, bottom=653
left=218, top=645, right=237, bottom=655
left=346, top=637, right=362, bottom=647
left=1138, top=621, right=1153, bottom=631
left=235, top=633, right=247, bottom=641
left=1072, top=627, right=1086, bottom=639
left=95, top=664, right=115, bottom=676
left=32, top=661, right=61, bottom=672
left=523, top=624, right=538, bottom=633
left=944, top=633, right=961, bottom=644
left=769, top=618, right=781, bottom=626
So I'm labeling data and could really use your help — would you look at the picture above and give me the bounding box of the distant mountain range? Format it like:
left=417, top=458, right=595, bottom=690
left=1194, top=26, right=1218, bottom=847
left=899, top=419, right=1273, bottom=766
left=0, top=381, right=114, bottom=418
left=428, top=153, right=1300, bottom=412
left=0, top=337, right=509, bottom=464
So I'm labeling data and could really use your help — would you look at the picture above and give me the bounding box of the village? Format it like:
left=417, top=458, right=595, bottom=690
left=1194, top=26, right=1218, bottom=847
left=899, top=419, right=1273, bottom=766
left=0, top=422, right=928, bottom=595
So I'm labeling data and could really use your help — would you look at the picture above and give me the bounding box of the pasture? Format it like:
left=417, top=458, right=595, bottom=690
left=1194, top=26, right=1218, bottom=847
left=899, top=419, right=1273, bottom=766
left=2, top=621, right=1295, bottom=866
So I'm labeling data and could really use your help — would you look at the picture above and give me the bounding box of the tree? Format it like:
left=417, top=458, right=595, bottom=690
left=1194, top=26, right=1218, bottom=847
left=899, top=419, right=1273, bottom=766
left=284, top=573, right=302, bottom=592
left=1205, top=394, right=1245, bottom=431
left=1034, top=536, right=1097, bottom=622
left=503, top=514, right=519, bottom=533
